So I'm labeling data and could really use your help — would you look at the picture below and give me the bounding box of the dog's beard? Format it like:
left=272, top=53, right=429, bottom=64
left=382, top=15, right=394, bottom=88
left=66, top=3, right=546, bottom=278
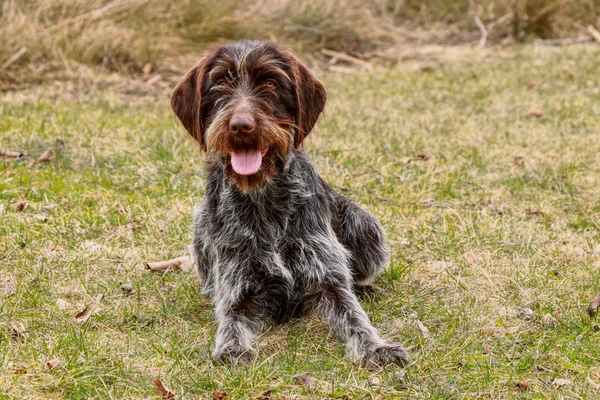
left=205, top=111, right=294, bottom=192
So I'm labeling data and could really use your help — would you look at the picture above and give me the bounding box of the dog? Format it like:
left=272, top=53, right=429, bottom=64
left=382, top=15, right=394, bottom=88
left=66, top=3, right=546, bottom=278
left=170, top=41, right=410, bottom=368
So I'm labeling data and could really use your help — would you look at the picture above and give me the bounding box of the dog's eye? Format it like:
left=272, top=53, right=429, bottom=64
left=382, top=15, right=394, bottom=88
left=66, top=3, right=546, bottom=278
left=264, top=79, right=277, bottom=89
left=216, top=79, right=228, bottom=87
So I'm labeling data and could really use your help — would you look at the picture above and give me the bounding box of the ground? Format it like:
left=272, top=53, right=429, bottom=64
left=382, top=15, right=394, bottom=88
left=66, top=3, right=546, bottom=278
left=1, top=44, right=600, bottom=399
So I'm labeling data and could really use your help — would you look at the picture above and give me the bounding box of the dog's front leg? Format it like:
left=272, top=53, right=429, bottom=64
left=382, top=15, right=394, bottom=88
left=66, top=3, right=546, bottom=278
left=212, top=296, right=263, bottom=365
left=312, top=280, right=411, bottom=368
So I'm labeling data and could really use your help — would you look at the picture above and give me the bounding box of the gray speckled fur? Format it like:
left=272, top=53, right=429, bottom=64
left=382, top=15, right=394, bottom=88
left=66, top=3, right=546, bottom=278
left=191, top=149, right=410, bottom=367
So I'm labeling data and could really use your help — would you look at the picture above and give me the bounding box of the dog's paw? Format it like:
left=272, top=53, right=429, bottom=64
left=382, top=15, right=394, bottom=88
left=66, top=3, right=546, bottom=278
left=212, top=345, right=255, bottom=365
left=362, top=343, right=411, bottom=368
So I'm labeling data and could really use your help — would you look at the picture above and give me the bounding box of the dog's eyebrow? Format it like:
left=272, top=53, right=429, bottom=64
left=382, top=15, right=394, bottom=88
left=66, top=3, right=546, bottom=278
left=208, top=58, right=236, bottom=81
left=253, top=55, right=292, bottom=82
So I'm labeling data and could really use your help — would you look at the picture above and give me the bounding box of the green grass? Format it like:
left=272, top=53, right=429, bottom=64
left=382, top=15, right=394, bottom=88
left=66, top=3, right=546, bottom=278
left=1, top=44, right=600, bottom=399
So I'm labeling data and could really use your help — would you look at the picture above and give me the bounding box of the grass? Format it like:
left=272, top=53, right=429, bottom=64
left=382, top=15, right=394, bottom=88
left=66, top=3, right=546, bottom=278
left=1, top=0, right=600, bottom=88
left=1, top=43, right=600, bottom=399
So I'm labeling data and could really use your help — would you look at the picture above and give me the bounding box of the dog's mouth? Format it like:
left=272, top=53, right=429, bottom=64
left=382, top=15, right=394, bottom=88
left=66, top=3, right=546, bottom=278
left=230, top=146, right=269, bottom=176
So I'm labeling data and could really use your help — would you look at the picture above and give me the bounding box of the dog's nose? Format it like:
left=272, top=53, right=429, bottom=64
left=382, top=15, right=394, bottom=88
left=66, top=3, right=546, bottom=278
left=229, top=113, right=255, bottom=134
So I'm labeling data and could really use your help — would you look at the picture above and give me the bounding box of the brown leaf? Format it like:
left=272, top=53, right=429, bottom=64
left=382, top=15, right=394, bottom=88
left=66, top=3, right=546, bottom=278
left=563, top=66, right=575, bottom=79
left=0, top=149, right=24, bottom=158
left=515, top=306, right=534, bottom=320
left=146, top=256, right=189, bottom=272
left=13, top=201, right=27, bottom=212
left=513, top=156, right=525, bottom=167
left=212, top=390, right=228, bottom=400
left=526, top=81, right=539, bottom=90
left=8, top=322, right=27, bottom=341
left=588, top=377, right=600, bottom=391
left=516, top=379, right=532, bottom=391
left=56, top=298, right=69, bottom=310
left=588, top=292, right=600, bottom=316
left=143, top=62, right=153, bottom=75
left=525, top=207, right=545, bottom=217
left=293, top=372, right=316, bottom=387
left=46, top=358, right=61, bottom=370
left=463, top=253, right=481, bottom=266
left=75, top=294, right=103, bottom=323
left=253, top=390, right=273, bottom=399
left=37, top=148, right=55, bottom=163
left=552, top=378, right=572, bottom=388
left=524, top=109, right=543, bottom=118
left=1, top=279, right=16, bottom=298
left=414, top=153, right=430, bottom=161
left=154, top=378, right=176, bottom=400
left=120, top=283, right=134, bottom=295
left=108, top=220, right=142, bottom=235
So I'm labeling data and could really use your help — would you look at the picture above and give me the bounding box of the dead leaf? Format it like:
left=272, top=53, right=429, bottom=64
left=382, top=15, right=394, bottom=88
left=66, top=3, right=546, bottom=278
left=146, top=256, right=189, bottom=272
left=552, top=378, right=572, bottom=388
left=513, top=156, right=525, bottom=167
left=293, top=372, right=316, bottom=387
left=587, top=377, right=600, bottom=390
left=154, top=378, right=176, bottom=400
left=0, top=149, right=24, bottom=158
left=542, top=313, right=557, bottom=325
left=563, top=66, right=575, bottom=79
left=588, top=292, right=600, bottom=316
left=516, top=379, right=532, bottom=391
left=527, top=81, right=539, bottom=90
left=75, top=294, right=103, bottom=323
left=46, top=358, right=61, bottom=370
left=146, top=74, right=162, bottom=85
left=120, top=283, right=134, bottom=295
left=56, top=298, right=69, bottom=310
left=525, top=207, right=545, bottom=217
left=14, top=201, right=27, bottom=212
left=212, top=390, right=228, bottom=399
left=515, top=306, right=534, bottom=320
left=37, top=148, right=55, bottom=163
left=1, top=279, right=16, bottom=298
left=108, top=220, right=142, bottom=235
left=33, top=214, right=48, bottom=222
left=143, top=62, right=153, bottom=75
left=414, top=153, right=430, bottom=161
left=253, top=390, right=273, bottom=399
left=8, top=322, right=27, bottom=341
left=524, top=109, right=543, bottom=118
left=463, top=253, right=481, bottom=266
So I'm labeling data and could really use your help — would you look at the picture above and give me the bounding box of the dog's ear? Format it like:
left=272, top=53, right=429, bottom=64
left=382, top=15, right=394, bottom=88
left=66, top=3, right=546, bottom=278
left=170, top=55, right=214, bottom=150
left=290, top=56, right=327, bottom=147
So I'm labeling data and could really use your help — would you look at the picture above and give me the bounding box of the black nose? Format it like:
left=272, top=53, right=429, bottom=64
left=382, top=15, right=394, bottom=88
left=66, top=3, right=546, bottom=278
left=229, top=113, right=255, bottom=133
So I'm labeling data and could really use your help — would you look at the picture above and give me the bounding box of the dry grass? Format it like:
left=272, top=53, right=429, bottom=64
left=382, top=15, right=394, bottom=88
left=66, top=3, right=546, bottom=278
left=1, top=43, right=600, bottom=398
left=1, top=0, right=599, bottom=87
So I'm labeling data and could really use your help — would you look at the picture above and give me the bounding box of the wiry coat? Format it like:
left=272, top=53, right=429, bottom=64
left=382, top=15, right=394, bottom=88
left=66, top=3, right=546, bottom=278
left=172, top=41, right=410, bottom=367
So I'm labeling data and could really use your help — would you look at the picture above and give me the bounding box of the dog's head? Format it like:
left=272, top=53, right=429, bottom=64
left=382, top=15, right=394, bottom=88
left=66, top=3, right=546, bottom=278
left=171, top=41, right=327, bottom=192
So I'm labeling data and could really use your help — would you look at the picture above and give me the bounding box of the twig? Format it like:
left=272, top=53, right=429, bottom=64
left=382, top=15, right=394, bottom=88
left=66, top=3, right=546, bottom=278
left=588, top=25, right=600, bottom=44
left=474, top=16, right=487, bottom=48
left=0, top=149, right=24, bottom=158
left=321, top=49, right=373, bottom=71
left=1, top=47, right=27, bottom=70
left=146, top=256, right=189, bottom=272
left=534, top=36, right=592, bottom=46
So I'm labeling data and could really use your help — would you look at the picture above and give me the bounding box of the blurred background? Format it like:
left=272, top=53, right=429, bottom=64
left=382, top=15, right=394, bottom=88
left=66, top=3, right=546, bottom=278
left=1, top=0, right=600, bottom=89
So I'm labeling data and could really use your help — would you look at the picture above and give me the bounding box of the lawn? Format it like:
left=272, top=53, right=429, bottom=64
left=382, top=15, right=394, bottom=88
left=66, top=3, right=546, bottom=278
left=1, top=44, right=600, bottom=399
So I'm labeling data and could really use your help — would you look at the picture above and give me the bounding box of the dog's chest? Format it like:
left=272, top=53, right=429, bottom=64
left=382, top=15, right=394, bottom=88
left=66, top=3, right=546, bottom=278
left=215, top=184, right=295, bottom=247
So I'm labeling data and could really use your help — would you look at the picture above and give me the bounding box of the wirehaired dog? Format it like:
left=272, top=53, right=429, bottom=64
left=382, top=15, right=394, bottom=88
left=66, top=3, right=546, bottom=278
left=171, top=41, right=410, bottom=367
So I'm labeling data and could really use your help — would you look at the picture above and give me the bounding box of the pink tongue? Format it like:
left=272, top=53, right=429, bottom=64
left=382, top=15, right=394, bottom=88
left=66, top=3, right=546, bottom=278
left=230, top=149, right=263, bottom=175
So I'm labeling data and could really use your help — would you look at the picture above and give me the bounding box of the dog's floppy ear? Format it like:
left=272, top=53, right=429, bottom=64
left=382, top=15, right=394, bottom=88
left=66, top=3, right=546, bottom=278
left=170, top=54, right=214, bottom=150
left=290, top=56, right=327, bottom=147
